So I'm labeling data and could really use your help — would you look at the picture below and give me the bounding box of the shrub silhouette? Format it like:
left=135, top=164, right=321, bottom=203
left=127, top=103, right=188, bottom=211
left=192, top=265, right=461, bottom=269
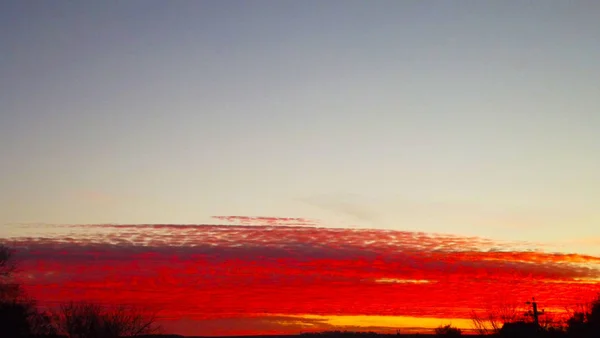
left=434, top=324, right=461, bottom=337
left=499, top=321, right=539, bottom=338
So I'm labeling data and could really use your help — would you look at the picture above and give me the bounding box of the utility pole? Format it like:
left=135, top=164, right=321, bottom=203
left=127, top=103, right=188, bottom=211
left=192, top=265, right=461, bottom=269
left=525, top=297, right=544, bottom=327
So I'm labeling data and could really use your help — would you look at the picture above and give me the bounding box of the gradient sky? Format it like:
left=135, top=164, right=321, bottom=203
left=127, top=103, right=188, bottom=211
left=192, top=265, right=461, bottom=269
left=1, top=1, right=600, bottom=335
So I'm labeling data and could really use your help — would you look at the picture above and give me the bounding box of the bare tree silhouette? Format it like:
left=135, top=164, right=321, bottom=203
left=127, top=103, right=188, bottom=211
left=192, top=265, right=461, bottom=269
left=470, top=300, right=524, bottom=334
left=0, top=245, right=20, bottom=299
left=56, top=301, right=161, bottom=338
left=0, top=244, right=58, bottom=338
left=566, top=293, right=600, bottom=338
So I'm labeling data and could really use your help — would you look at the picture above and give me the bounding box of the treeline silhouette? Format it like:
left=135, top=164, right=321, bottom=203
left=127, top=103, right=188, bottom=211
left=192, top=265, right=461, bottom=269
left=1, top=245, right=160, bottom=338
left=2, top=244, right=600, bottom=338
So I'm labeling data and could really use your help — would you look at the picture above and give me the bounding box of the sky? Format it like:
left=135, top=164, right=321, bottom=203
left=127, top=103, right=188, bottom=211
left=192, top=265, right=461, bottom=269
left=1, top=0, right=600, bottom=335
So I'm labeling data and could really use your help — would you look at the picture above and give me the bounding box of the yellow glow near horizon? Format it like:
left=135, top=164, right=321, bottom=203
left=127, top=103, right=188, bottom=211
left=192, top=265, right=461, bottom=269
left=274, top=314, right=475, bottom=332
left=374, top=278, right=432, bottom=284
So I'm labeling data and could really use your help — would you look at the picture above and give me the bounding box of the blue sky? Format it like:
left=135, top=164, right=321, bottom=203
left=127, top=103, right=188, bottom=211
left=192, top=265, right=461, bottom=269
left=1, top=1, right=599, bottom=253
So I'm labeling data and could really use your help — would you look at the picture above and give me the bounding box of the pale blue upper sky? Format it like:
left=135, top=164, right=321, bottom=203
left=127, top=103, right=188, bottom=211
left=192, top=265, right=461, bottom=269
left=1, top=1, right=599, bottom=252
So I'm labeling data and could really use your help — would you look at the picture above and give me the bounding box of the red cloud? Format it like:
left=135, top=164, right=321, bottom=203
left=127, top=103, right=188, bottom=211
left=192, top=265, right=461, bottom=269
left=212, top=216, right=320, bottom=226
left=4, top=222, right=600, bottom=336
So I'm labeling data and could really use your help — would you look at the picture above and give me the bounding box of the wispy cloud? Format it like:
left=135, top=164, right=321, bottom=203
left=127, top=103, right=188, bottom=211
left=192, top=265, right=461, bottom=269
left=298, top=193, right=381, bottom=223
left=212, top=216, right=320, bottom=226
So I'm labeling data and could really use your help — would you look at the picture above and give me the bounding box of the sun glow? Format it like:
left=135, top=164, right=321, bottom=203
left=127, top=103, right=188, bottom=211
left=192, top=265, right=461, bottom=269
left=279, top=314, right=474, bottom=333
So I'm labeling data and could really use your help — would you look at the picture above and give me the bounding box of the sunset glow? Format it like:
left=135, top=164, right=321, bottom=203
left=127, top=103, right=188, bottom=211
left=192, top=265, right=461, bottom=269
left=2, top=1, right=600, bottom=336
left=5, top=221, right=600, bottom=335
